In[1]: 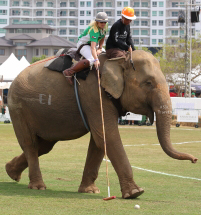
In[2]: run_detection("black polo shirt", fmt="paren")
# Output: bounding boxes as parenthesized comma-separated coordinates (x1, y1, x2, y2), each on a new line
(106, 19, 135, 51)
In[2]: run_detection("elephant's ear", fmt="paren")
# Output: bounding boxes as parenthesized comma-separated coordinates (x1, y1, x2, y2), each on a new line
(101, 57, 125, 99)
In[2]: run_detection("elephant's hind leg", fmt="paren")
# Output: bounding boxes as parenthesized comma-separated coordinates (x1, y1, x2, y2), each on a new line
(78, 134, 104, 194)
(6, 140, 56, 183)
(27, 138, 57, 190)
(6, 116, 56, 190)
(6, 139, 45, 189)
(6, 153, 28, 182)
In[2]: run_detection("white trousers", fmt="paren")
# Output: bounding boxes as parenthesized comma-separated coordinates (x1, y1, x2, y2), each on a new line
(77, 43, 94, 66)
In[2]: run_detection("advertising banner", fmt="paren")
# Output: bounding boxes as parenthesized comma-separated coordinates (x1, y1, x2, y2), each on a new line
(177, 110, 198, 122)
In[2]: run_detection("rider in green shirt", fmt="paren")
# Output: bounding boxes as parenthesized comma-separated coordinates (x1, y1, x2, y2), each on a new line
(63, 12, 108, 85)
(78, 24, 107, 46)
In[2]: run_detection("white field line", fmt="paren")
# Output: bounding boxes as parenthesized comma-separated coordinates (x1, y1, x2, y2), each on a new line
(130, 165, 201, 181)
(119, 126, 201, 180)
(124, 141, 201, 147)
(119, 126, 200, 131)
(0, 124, 12, 125)
(103, 159, 201, 181)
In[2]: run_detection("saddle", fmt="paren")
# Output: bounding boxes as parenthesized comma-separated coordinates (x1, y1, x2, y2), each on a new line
(44, 48, 91, 80)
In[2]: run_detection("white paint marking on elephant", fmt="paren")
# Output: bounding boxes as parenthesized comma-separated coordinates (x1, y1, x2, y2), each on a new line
(124, 140, 201, 147)
(158, 110, 172, 115)
(48, 95, 52, 105)
(39, 94, 46, 104)
(103, 159, 201, 181)
(39, 94, 52, 105)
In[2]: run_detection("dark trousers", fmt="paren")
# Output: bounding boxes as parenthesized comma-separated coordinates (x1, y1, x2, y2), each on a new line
(106, 48, 127, 59)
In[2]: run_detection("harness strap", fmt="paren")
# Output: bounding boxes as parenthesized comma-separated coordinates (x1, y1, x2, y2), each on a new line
(74, 74, 90, 131)
(76, 44, 90, 55)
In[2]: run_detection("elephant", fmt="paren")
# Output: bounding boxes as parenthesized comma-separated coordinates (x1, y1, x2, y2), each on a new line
(5, 50, 197, 199)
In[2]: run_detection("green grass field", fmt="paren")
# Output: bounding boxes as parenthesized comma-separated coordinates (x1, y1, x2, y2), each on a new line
(0, 123, 201, 215)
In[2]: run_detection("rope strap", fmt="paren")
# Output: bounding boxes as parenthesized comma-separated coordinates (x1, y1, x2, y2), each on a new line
(74, 74, 90, 131)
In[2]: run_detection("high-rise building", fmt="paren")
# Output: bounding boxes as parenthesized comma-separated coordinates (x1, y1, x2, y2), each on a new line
(0, 0, 200, 47)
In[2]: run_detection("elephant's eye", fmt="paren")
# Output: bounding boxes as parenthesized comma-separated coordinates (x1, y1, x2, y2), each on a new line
(141, 80, 153, 88)
(146, 81, 152, 86)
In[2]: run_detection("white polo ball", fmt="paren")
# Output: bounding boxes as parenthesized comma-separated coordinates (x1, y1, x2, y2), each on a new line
(134, 204, 140, 209)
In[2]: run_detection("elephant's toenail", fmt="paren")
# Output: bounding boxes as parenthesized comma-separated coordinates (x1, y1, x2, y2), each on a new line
(39, 187, 45, 190)
(131, 189, 138, 195)
(138, 188, 144, 192)
(124, 193, 130, 198)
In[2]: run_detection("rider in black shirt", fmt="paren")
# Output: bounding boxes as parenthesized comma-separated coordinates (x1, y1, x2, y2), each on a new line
(106, 7, 136, 59)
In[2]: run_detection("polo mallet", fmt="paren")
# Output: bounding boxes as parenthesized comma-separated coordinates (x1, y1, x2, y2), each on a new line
(130, 46, 136, 71)
(96, 68, 116, 201)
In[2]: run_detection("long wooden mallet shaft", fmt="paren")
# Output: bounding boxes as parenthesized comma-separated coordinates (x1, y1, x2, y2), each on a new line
(96, 69, 116, 201)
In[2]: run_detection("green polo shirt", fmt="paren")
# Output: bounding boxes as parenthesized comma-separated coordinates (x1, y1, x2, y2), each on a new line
(78, 24, 107, 45)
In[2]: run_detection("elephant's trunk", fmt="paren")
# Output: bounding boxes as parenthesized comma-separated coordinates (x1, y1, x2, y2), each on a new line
(153, 91, 198, 163)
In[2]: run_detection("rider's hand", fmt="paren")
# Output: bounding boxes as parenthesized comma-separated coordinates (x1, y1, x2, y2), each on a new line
(128, 46, 132, 53)
(97, 49, 102, 56)
(94, 59, 100, 70)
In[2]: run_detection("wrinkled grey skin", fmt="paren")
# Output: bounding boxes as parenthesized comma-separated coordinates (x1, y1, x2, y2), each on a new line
(6, 50, 197, 199)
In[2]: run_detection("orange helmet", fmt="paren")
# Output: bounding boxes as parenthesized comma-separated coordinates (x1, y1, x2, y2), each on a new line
(121, 7, 136, 20)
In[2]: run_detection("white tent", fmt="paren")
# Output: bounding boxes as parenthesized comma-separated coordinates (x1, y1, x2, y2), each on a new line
(0, 53, 20, 81)
(19, 56, 30, 69)
(0, 53, 30, 81)
(1, 53, 19, 68)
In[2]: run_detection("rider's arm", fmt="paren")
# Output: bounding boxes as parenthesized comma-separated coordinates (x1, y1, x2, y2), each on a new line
(89, 29, 101, 69)
(126, 26, 135, 51)
(91, 41, 98, 60)
(97, 36, 105, 55)
(91, 41, 100, 69)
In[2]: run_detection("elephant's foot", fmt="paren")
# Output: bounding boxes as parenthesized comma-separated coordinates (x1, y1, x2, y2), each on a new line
(28, 181, 46, 190)
(78, 183, 100, 194)
(5, 161, 22, 182)
(122, 185, 144, 199)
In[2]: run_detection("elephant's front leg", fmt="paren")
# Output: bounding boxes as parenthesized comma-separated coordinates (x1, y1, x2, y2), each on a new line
(78, 134, 104, 193)
(92, 126, 144, 199)
(108, 142, 144, 199)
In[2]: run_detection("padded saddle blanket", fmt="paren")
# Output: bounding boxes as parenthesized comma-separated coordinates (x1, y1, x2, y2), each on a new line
(44, 48, 75, 73)
(44, 48, 90, 80)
